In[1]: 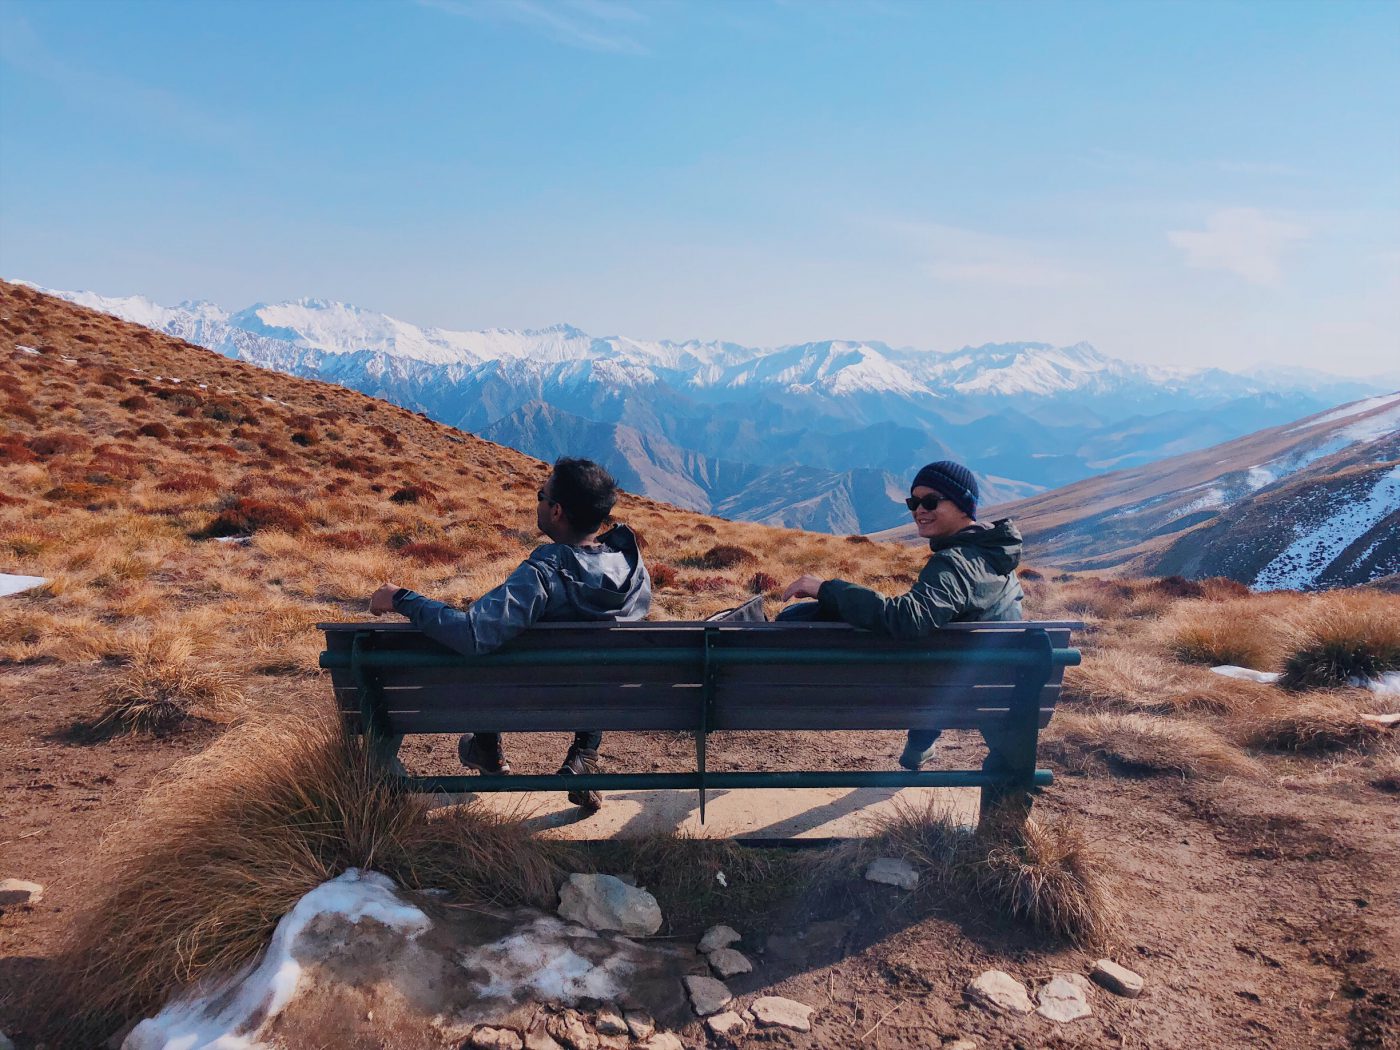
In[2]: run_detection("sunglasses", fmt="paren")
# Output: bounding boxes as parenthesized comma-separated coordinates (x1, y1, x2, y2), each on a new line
(537, 489, 556, 505)
(905, 494, 945, 513)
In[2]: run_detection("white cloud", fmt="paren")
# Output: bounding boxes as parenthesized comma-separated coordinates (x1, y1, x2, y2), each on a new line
(1167, 208, 1307, 285)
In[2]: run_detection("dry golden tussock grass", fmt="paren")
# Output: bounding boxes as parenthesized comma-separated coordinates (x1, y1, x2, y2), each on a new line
(1063, 648, 1273, 716)
(1044, 711, 1261, 780)
(1245, 690, 1399, 753)
(97, 620, 247, 734)
(827, 799, 1117, 947)
(1278, 588, 1400, 690)
(44, 708, 565, 1044)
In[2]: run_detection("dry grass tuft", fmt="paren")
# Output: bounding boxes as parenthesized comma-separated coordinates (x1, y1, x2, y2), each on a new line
(1045, 711, 1260, 780)
(196, 496, 308, 538)
(1246, 691, 1395, 753)
(1063, 649, 1274, 716)
(1279, 590, 1400, 691)
(45, 708, 566, 1043)
(97, 625, 245, 734)
(1167, 605, 1279, 668)
(837, 800, 1116, 947)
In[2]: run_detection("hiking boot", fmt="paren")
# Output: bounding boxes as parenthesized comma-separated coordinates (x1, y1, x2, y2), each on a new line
(898, 738, 938, 771)
(558, 744, 603, 812)
(457, 733, 511, 775)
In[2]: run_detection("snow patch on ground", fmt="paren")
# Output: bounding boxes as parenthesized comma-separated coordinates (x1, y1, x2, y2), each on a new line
(0, 574, 48, 598)
(463, 916, 634, 1003)
(1253, 466, 1400, 591)
(123, 869, 431, 1050)
(1363, 672, 1400, 696)
(15, 345, 39, 355)
(1294, 392, 1400, 431)
(1211, 665, 1281, 684)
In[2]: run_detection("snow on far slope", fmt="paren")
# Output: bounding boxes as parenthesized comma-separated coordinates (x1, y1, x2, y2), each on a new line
(1252, 466, 1400, 591)
(1290, 391, 1400, 432)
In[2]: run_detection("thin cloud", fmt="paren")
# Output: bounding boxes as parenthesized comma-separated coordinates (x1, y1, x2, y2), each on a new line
(1168, 208, 1307, 285)
(883, 219, 1092, 289)
(419, 0, 650, 54)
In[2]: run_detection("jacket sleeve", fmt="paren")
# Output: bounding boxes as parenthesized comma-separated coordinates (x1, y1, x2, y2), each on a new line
(815, 555, 971, 639)
(392, 559, 552, 656)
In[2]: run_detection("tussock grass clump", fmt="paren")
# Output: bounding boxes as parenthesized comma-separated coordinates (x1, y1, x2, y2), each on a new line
(1168, 608, 1276, 668)
(837, 801, 1116, 947)
(46, 710, 566, 1044)
(1064, 649, 1274, 716)
(697, 544, 757, 570)
(196, 496, 308, 538)
(1279, 590, 1400, 691)
(1045, 711, 1259, 780)
(1246, 691, 1394, 753)
(98, 625, 245, 734)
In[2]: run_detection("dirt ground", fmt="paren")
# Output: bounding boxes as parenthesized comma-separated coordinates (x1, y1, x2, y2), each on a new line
(2, 661, 1397, 1050)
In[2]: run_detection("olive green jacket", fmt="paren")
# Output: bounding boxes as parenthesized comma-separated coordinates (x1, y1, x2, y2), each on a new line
(816, 519, 1024, 638)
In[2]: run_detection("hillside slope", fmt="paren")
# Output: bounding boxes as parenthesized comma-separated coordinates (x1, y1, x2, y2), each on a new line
(874, 392, 1400, 589)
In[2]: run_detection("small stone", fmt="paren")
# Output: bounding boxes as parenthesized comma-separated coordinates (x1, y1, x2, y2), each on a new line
(557, 873, 662, 937)
(683, 974, 733, 1016)
(707, 947, 753, 978)
(596, 1038, 627, 1050)
(524, 1024, 564, 1050)
(707, 1010, 746, 1037)
(698, 924, 741, 953)
(471, 1027, 524, 1050)
(546, 1009, 598, 1050)
(1036, 973, 1092, 1022)
(1091, 958, 1144, 998)
(594, 1008, 627, 1036)
(639, 1035, 683, 1050)
(944, 1041, 976, 1050)
(750, 995, 813, 1032)
(864, 856, 919, 890)
(965, 970, 1034, 1016)
(0, 880, 43, 907)
(623, 1010, 654, 1040)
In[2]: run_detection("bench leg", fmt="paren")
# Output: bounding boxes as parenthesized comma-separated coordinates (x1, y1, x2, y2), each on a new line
(978, 730, 1035, 831)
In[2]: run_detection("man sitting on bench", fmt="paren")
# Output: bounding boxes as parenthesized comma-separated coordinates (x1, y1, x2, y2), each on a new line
(369, 457, 652, 812)
(779, 459, 1024, 771)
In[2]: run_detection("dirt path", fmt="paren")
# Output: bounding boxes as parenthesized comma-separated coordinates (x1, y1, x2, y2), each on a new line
(2, 664, 1396, 1049)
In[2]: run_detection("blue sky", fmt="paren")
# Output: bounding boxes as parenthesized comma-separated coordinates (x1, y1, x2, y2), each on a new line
(1, 0, 1397, 376)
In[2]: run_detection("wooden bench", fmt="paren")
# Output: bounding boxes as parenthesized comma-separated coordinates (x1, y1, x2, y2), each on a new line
(318, 620, 1080, 829)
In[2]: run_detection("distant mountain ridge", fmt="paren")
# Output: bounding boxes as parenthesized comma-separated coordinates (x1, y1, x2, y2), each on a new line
(20, 280, 1394, 533)
(877, 392, 1399, 590)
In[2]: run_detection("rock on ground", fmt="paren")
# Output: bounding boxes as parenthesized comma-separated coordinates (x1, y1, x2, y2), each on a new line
(965, 970, 1034, 1016)
(557, 873, 662, 936)
(698, 924, 741, 953)
(623, 1010, 654, 1039)
(0, 879, 43, 906)
(944, 1040, 976, 1050)
(682, 974, 733, 1016)
(707, 947, 753, 978)
(706, 1011, 747, 1038)
(546, 1009, 598, 1050)
(863, 856, 919, 890)
(594, 1008, 627, 1036)
(1091, 958, 1145, 998)
(471, 1026, 524, 1050)
(639, 1035, 683, 1050)
(1036, 973, 1093, 1022)
(524, 1024, 564, 1050)
(750, 996, 814, 1032)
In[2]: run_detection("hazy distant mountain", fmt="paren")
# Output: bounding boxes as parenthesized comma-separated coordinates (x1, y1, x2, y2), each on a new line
(22, 281, 1392, 534)
(878, 393, 1399, 590)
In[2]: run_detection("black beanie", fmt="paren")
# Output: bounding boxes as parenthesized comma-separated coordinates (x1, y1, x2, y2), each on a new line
(911, 460, 978, 518)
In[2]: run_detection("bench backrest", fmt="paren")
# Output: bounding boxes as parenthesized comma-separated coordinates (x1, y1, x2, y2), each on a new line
(319, 621, 1079, 737)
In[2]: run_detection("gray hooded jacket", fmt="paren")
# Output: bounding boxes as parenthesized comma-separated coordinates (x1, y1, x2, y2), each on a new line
(391, 524, 651, 656)
(815, 519, 1024, 638)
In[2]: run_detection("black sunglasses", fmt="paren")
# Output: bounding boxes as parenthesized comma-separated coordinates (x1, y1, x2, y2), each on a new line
(905, 494, 945, 513)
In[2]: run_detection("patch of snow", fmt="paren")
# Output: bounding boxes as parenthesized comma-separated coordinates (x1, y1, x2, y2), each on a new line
(15, 345, 39, 355)
(1253, 466, 1400, 591)
(1293, 392, 1400, 430)
(1210, 665, 1281, 684)
(0, 574, 48, 598)
(463, 915, 634, 1003)
(123, 869, 430, 1050)
(1364, 672, 1400, 696)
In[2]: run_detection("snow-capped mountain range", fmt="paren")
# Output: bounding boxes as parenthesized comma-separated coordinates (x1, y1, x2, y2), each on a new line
(19, 280, 1396, 534)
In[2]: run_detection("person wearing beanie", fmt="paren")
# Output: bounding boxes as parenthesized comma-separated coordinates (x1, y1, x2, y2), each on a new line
(779, 459, 1024, 771)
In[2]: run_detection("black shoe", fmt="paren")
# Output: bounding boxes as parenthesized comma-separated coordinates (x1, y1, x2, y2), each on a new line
(458, 733, 511, 775)
(559, 745, 603, 812)
(899, 739, 937, 771)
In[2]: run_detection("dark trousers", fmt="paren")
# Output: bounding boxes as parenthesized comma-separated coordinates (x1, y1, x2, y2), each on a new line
(776, 601, 940, 754)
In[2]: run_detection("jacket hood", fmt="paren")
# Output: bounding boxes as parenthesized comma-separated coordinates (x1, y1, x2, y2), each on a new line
(538, 523, 651, 619)
(929, 518, 1022, 574)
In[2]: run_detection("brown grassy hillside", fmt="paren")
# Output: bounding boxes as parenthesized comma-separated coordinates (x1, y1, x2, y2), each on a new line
(3, 281, 1400, 1050)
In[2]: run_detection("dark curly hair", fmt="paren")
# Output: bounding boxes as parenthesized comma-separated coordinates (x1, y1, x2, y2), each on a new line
(548, 457, 618, 534)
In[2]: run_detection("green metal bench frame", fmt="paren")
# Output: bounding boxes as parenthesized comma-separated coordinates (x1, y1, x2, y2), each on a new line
(318, 620, 1080, 828)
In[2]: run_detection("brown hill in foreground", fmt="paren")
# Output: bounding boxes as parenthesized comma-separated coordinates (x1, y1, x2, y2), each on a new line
(874, 393, 1399, 589)
(2, 280, 1399, 1050)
